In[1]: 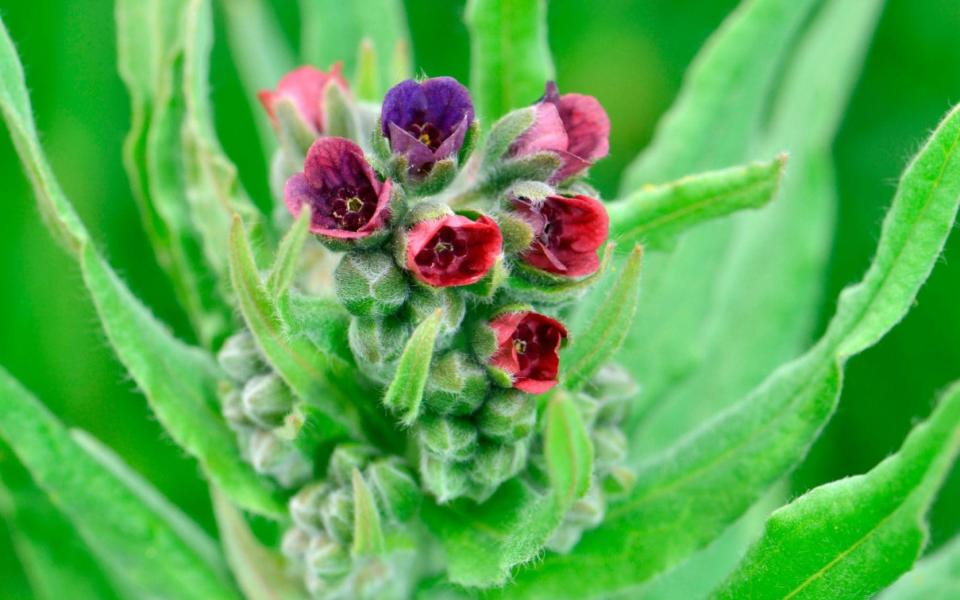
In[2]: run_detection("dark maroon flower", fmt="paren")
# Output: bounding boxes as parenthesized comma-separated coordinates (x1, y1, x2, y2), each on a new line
(258, 64, 348, 133)
(488, 311, 568, 394)
(381, 77, 475, 174)
(406, 215, 502, 287)
(284, 137, 392, 240)
(509, 81, 610, 183)
(512, 195, 608, 277)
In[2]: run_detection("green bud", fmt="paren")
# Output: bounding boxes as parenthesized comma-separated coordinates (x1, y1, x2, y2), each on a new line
(328, 444, 379, 487)
(588, 363, 638, 424)
(572, 391, 603, 429)
(482, 152, 563, 195)
(241, 373, 294, 428)
(321, 487, 355, 545)
(403, 287, 465, 341)
(217, 330, 265, 382)
(544, 524, 583, 555)
(220, 388, 250, 429)
(476, 390, 537, 443)
(469, 440, 529, 495)
(408, 158, 457, 196)
(496, 210, 535, 255)
(603, 466, 637, 498)
(418, 414, 478, 462)
(281, 526, 311, 563)
(593, 425, 628, 474)
(423, 351, 489, 416)
(290, 482, 332, 531)
(546, 482, 606, 554)
(335, 251, 409, 317)
(419, 453, 469, 504)
(249, 430, 312, 488)
(480, 107, 536, 169)
(304, 533, 351, 580)
(366, 457, 421, 523)
(348, 316, 411, 384)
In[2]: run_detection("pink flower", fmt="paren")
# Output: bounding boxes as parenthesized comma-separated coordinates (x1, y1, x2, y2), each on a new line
(284, 137, 391, 241)
(509, 81, 610, 183)
(513, 194, 609, 277)
(406, 215, 502, 287)
(488, 311, 568, 394)
(258, 64, 348, 133)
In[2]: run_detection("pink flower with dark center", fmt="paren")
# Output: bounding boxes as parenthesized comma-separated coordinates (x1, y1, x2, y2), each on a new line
(258, 64, 348, 133)
(512, 194, 609, 277)
(488, 311, 568, 394)
(284, 137, 392, 240)
(406, 215, 502, 287)
(509, 81, 610, 183)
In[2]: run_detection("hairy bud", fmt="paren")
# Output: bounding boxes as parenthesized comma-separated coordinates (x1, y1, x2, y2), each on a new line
(321, 488, 355, 545)
(335, 251, 409, 317)
(217, 330, 265, 382)
(418, 414, 479, 462)
(476, 390, 537, 443)
(423, 351, 489, 416)
(249, 430, 312, 488)
(366, 458, 421, 523)
(348, 317, 411, 383)
(241, 373, 294, 428)
(328, 444, 379, 487)
(290, 482, 332, 532)
(469, 440, 529, 498)
(419, 453, 469, 504)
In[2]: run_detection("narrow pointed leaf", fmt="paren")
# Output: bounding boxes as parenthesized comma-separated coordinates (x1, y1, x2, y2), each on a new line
(609, 157, 785, 251)
(266, 208, 312, 299)
(466, 0, 554, 125)
(0, 369, 240, 600)
(562, 245, 643, 390)
(544, 391, 593, 504)
(352, 469, 386, 557)
(382, 310, 442, 426)
(880, 534, 960, 600)
(499, 103, 960, 599)
(715, 381, 960, 599)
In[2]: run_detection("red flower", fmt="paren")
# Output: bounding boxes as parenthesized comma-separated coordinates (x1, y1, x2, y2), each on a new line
(406, 215, 502, 287)
(509, 81, 610, 183)
(284, 137, 392, 240)
(488, 312, 568, 394)
(258, 64, 348, 133)
(512, 195, 609, 277)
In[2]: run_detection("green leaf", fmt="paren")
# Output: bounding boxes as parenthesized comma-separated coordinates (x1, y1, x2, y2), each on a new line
(608, 156, 785, 251)
(228, 215, 363, 442)
(714, 381, 960, 599)
(466, 0, 554, 126)
(266, 208, 312, 299)
(0, 369, 241, 600)
(880, 534, 960, 600)
(300, 0, 411, 96)
(629, 0, 886, 460)
(561, 245, 643, 390)
(382, 310, 442, 426)
(498, 102, 960, 599)
(211, 488, 308, 600)
(352, 469, 387, 557)
(116, 0, 232, 347)
(0, 442, 122, 600)
(423, 391, 591, 588)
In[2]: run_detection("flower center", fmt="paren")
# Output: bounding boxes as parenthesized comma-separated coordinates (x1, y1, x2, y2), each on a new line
(410, 121, 443, 150)
(415, 226, 468, 272)
(326, 185, 377, 231)
(513, 339, 527, 355)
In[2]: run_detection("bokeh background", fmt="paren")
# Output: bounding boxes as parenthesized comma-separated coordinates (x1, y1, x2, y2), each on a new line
(1, 0, 958, 591)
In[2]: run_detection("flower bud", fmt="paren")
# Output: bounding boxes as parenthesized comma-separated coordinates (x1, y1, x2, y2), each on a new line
(348, 317, 411, 384)
(419, 452, 469, 504)
(321, 487, 355, 545)
(281, 526, 312, 563)
(423, 351, 489, 416)
(335, 251, 409, 317)
(546, 482, 606, 554)
(510, 194, 608, 279)
(603, 466, 637, 497)
(217, 330, 265, 382)
(241, 373, 294, 428)
(290, 481, 332, 531)
(258, 64, 349, 137)
(249, 430, 312, 488)
(418, 414, 478, 462)
(486, 310, 568, 394)
(380, 77, 475, 176)
(593, 425, 628, 475)
(496, 210, 536, 255)
(366, 457, 421, 523)
(476, 390, 537, 443)
(403, 214, 503, 288)
(285, 137, 393, 248)
(304, 533, 351, 580)
(328, 444, 379, 487)
(589, 363, 638, 424)
(572, 391, 603, 429)
(469, 440, 529, 497)
(220, 388, 250, 429)
(403, 287, 466, 341)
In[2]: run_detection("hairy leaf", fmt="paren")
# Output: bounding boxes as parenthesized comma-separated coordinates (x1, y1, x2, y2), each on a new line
(499, 102, 960, 598)
(383, 310, 443, 426)
(466, 0, 554, 126)
(0, 370, 240, 600)
(715, 382, 960, 599)
(266, 208, 312, 299)
(609, 157, 785, 251)
(423, 391, 591, 587)
(562, 245, 643, 390)
(352, 469, 387, 557)
(880, 534, 960, 600)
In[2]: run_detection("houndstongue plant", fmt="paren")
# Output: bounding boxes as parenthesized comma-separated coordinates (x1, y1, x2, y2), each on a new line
(1, 0, 959, 599)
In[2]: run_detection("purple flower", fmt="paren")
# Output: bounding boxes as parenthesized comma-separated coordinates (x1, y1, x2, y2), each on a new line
(509, 81, 610, 183)
(284, 137, 392, 241)
(380, 77, 475, 174)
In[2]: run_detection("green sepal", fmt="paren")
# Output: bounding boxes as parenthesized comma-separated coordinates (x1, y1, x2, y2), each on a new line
(241, 372, 294, 429)
(495, 210, 536, 255)
(351, 469, 386, 557)
(328, 444, 379, 487)
(217, 330, 266, 383)
(506, 242, 615, 305)
(366, 457, 421, 523)
(480, 106, 537, 169)
(408, 158, 458, 197)
(274, 97, 316, 159)
(403, 286, 466, 342)
(347, 316, 411, 384)
(458, 119, 481, 165)
(461, 257, 508, 298)
(592, 425, 628, 475)
(321, 488, 355, 545)
(419, 453, 470, 504)
(468, 440, 530, 501)
(304, 534, 351, 581)
(248, 430, 311, 488)
(290, 482, 332, 531)
(482, 152, 563, 194)
(418, 414, 479, 462)
(423, 351, 490, 416)
(335, 250, 409, 317)
(477, 390, 537, 443)
(322, 81, 358, 140)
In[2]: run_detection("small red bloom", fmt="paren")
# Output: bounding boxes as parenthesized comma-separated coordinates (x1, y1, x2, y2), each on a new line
(406, 215, 502, 287)
(258, 64, 348, 133)
(513, 195, 609, 277)
(284, 137, 392, 240)
(509, 81, 610, 183)
(488, 312, 568, 394)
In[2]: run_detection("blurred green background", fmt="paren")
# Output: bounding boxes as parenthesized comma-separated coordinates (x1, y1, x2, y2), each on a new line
(1, 0, 958, 589)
